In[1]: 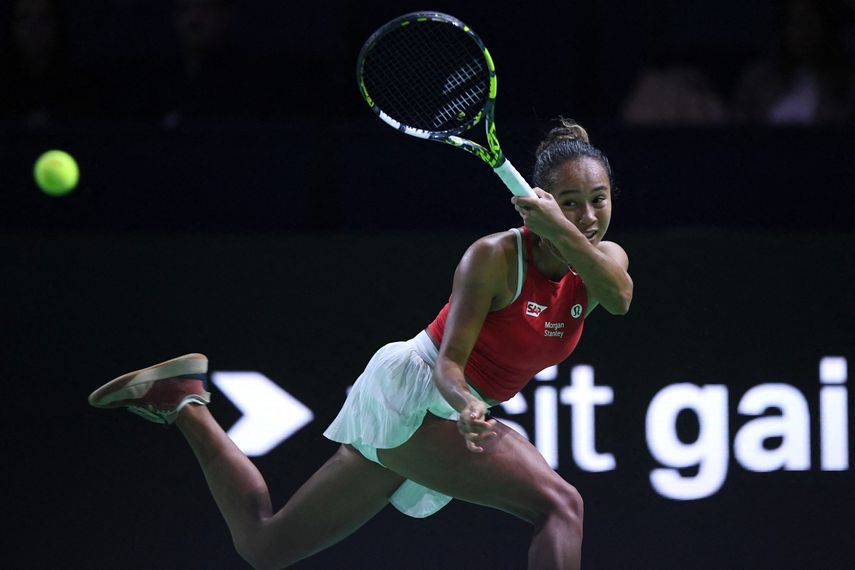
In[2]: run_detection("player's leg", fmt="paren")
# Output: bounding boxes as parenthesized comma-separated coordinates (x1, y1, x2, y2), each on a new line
(378, 413, 583, 570)
(89, 354, 405, 570)
(178, 405, 404, 569)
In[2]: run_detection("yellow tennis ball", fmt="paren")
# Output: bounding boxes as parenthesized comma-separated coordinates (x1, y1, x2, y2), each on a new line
(34, 149, 79, 197)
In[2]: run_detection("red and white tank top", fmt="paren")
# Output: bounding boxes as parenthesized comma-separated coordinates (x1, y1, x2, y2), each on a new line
(427, 226, 588, 402)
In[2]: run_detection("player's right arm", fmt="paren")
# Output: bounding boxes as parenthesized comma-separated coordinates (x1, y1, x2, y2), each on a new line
(433, 234, 513, 452)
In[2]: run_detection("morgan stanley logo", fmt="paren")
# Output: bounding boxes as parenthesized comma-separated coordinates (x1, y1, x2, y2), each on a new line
(526, 301, 547, 317)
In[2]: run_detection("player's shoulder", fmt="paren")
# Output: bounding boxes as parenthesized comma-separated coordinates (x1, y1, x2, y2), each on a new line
(597, 240, 630, 268)
(597, 240, 625, 253)
(459, 229, 519, 272)
(469, 229, 519, 258)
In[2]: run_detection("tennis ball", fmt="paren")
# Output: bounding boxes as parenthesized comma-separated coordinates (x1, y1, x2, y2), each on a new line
(34, 149, 79, 197)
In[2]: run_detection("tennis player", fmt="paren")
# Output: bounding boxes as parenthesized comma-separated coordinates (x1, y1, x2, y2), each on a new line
(89, 118, 632, 570)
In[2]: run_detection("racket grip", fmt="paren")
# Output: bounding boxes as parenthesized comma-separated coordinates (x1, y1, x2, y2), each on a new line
(494, 160, 536, 197)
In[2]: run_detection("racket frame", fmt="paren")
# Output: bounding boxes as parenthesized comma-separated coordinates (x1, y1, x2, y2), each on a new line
(357, 12, 535, 197)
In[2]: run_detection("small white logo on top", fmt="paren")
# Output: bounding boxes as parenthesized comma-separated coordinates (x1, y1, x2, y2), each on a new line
(570, 304, 583, 318)
(526, 301, 547, 317)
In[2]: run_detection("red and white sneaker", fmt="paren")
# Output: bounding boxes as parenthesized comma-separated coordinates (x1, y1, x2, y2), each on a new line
(88, 353, 211, 425)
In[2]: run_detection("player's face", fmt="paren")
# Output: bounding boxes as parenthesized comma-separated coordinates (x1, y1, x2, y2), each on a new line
(547, 157, 612, 245)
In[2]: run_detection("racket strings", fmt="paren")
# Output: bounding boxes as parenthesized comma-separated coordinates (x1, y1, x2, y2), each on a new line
(434, 82, 486, 127)
(361, 19, 490, 133)
(442, 60, 484, 93)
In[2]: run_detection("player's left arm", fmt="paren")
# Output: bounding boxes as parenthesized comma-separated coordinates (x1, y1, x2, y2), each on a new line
(548, 233, 632, 316)
(578, 240, 631, 316)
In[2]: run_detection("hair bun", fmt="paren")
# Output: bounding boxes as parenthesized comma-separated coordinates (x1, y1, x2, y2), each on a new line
(536, 117, 590, 157)
(551, 117, 590, 144)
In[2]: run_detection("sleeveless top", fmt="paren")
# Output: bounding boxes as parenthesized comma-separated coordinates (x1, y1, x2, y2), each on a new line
(426, 226, 588, 401)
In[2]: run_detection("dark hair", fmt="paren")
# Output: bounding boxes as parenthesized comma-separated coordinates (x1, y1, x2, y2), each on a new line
(532, 117, 618, 195)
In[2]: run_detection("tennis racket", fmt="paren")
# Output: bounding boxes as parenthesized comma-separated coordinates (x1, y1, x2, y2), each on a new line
(356, 11, 535, 197)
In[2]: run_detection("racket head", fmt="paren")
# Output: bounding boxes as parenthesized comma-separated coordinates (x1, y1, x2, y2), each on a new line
(356, 12, 497, 141)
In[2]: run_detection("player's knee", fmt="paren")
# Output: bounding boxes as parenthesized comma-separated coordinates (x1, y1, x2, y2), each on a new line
(540, 481, 584, 536)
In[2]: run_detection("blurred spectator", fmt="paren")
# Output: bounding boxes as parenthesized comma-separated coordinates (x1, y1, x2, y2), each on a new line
(112, 0, 266, 126)
(731, 0, 855, 125)
(162, 0, 254, 125)
(620, 63, 728, 126)
(0, 0, 96, 127)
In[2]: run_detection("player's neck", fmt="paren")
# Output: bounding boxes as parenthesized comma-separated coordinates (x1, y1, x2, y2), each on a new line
(533, 238, 570, 282)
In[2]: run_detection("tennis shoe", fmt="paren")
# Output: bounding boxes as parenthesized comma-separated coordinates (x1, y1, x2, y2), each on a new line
(88, 353, 211, 425)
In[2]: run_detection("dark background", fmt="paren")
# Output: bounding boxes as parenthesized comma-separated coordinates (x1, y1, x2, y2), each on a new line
(2, 0, 855, 569)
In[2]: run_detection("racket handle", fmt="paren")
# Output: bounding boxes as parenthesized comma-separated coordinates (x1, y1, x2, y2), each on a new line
(494, 159, 536, 197)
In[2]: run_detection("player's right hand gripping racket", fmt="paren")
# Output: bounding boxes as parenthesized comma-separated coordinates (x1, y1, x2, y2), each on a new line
(356, 11, 536, 197)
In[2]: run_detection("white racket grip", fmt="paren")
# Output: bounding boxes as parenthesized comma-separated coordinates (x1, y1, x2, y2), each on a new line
(494, 160, 536, 197)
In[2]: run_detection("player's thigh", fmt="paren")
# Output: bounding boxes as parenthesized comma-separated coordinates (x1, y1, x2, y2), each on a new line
(251, 444, 405, 567)
(273, 444, 404, 534)
(378, 413, 580, 524)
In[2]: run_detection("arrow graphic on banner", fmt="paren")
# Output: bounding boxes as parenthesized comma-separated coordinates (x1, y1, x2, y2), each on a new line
(211, 371, 314, 457)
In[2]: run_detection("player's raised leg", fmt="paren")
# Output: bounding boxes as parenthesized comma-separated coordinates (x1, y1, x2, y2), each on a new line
(178, 406, 404, 569)
(89, 354, 405, 570)
(379, 413, 583, 570)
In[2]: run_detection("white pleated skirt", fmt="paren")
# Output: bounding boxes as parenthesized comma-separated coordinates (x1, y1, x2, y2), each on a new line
(323, 330, 477, 518)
